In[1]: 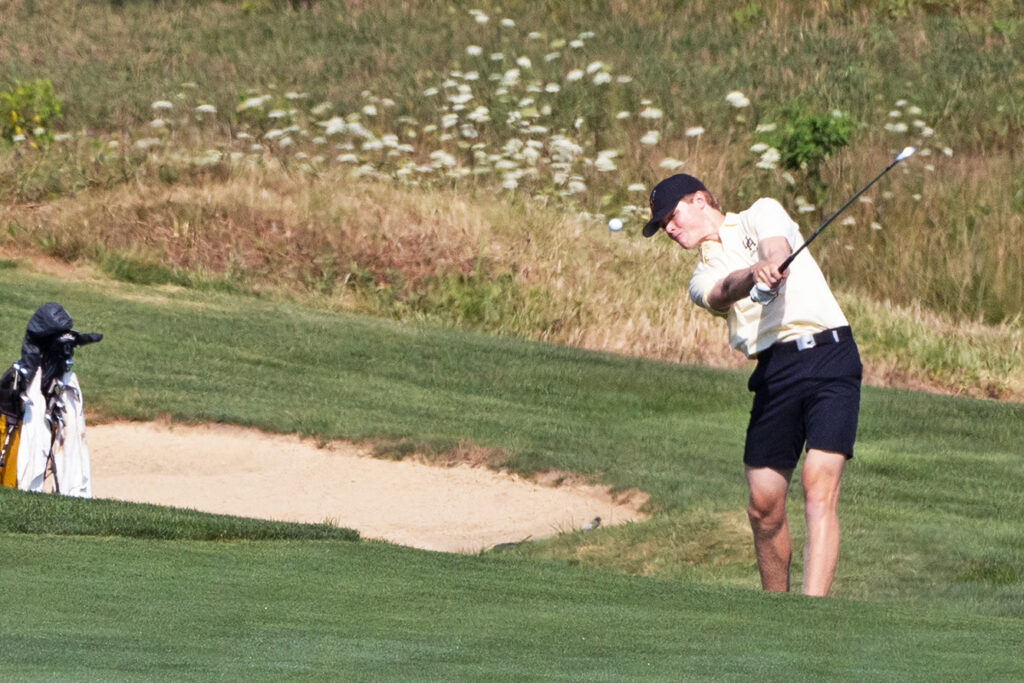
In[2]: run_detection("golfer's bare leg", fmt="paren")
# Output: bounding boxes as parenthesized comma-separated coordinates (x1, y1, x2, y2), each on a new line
(745, 466, 794, 592)
(801, 449, 846, 597)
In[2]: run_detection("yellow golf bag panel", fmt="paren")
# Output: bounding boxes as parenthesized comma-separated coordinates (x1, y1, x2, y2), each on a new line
(0, 414, 20, 488)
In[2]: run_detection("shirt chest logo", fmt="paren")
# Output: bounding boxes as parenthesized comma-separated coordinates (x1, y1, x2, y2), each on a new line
(742, 236, 756, 254)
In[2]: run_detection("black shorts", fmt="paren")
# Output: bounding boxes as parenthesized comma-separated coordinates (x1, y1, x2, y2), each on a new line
(744, 327, 862, 470)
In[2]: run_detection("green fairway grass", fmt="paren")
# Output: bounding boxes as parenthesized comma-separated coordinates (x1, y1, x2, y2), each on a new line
(2, 266, 1021, 624)
(1, 535, 1021, 681)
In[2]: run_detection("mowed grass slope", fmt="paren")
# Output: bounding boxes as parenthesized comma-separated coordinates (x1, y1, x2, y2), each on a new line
(2, 267, 1021, 620)
(2, 535, 1021, 680)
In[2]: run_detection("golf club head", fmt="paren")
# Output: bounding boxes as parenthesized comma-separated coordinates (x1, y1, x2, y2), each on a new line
(895, 146, 916, 162)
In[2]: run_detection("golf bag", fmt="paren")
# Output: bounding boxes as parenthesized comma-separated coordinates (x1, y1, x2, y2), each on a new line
(0, 303, 102, 497)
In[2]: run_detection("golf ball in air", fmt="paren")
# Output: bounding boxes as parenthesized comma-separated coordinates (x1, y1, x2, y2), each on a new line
(608, 218, 623, 231)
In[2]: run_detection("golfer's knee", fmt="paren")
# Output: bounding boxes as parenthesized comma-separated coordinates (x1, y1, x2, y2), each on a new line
(747, 500, 785, 535)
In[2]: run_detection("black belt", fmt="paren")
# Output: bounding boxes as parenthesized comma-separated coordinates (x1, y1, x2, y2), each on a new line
(768, 326, 852, 354)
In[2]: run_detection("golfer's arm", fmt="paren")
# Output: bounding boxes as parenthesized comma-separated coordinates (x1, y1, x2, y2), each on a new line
(705, 237, 792, 310)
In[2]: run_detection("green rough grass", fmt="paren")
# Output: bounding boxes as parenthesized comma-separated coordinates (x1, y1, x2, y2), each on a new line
(0, 488, 359, 541)
(1, 535, 1021, 681)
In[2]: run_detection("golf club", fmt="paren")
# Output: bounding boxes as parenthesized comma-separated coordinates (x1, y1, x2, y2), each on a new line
(750, 146, 916, 305)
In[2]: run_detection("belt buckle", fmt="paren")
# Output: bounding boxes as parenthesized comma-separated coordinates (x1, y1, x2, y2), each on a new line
(796, 333, 817, 351)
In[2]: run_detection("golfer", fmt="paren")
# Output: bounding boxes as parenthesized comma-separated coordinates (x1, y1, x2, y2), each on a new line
(642, 173, 861, 597)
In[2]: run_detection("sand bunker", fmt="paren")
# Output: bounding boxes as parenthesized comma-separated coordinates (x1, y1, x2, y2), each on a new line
(87, 421, 648, 553)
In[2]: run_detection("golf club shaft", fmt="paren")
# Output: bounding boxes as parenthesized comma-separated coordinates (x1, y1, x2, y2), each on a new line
(777, 151, 911, 274)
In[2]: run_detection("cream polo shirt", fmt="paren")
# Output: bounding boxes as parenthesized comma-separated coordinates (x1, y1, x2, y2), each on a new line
(689, 197, 848, 358)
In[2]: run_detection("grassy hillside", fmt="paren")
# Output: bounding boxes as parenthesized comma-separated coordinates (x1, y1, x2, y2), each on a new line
(1, 0, 1023, 399)
(0, 266, 1021, 677)
(2, 266, 1021, 616)
(1, 3, 1022, 674)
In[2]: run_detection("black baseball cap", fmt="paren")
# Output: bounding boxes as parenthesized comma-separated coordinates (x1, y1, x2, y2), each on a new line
(642, 174, 707, 237)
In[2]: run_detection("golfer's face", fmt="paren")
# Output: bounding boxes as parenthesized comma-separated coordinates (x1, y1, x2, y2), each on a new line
(662, 198, 706, 249)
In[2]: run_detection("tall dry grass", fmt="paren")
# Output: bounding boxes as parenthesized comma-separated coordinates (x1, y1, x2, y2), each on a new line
(6, 164, 1023, 399)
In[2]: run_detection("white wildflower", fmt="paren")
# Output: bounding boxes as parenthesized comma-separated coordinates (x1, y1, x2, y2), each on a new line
(545, 83, 561, 94)
(659, 157, 685, 171)
(594, 149, 619, 172)
(639, 106, 663, 120)
(871, 222, 883, 230)
(616, 111, 630, 120)
(760, 147, 781, 164)
(569, 39, 584, 49)
(593, 72, 612, 86)
(501, 18, 515, 28)
(516, 56, 532, 69)
(362, 104, 378, 117)
(840, 216, 856, 226)
(628, 183, 647, 192)
(441, 113, 459, 129)
(545, 52, 561, 62)
(429, 150, 458, 167)
(725, 91, 750, 108)
(685, 126, 705, 137)
(467, 106, 491, 123)
(194, 104, 217, 115)
(237, 95, 270, 111)
(755, 122, 777, 133)
(616, 75, 633, 84)
(586, 61, 604, 74)
(151, 100, 173, 111)
(566, 69, 584, 82)
(466, 45, 483, 57)
(267, 109, 287, 119)
(640, 130, 660, 146)
(750, 142, 769, 153)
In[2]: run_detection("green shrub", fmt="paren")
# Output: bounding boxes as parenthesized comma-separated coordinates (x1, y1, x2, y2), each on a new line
(0, 78, 62, 147)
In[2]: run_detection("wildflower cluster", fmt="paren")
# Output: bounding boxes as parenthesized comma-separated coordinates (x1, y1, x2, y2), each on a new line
(29, 11, 952, 231)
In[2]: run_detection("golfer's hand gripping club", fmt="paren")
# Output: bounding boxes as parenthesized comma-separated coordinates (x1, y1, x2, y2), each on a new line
(750, 281, 778, 305)
(748, 146, 916, 306)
